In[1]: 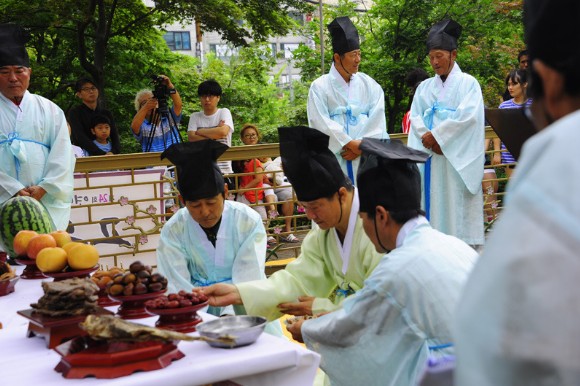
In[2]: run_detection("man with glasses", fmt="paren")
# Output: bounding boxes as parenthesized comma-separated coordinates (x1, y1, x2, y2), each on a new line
(0, 24, 74, 230)
(68, 77, 121, 155)
(407, 19, 485, 249)
(307, 16, 388, 184)
(188, 79, 234, 192)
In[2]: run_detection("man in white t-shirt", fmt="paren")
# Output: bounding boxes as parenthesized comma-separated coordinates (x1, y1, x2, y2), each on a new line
(188, 79, 234, 189)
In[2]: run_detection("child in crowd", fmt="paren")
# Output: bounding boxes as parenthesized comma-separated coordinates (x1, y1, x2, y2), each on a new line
(188, 79, 235, 194)
(90, 114, 116, 155)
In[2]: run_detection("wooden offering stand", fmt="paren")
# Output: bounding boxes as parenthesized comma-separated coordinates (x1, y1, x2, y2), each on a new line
(146, 301, 208, 333)
(14, 257, 47, 280)
(43, 265, 98, 282)
(54, 336, 184, 379)
(17, 308, 113, 349)
(109, 290, 167, 320)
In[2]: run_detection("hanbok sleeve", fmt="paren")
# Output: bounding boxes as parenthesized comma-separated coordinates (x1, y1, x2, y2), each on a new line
(307, 81, 352, 154)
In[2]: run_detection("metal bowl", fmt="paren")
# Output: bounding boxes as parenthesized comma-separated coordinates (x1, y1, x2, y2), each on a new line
(196, 315, 267, 348)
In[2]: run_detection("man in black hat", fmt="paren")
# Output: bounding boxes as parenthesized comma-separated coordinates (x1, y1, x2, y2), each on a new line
(156, 140, 281, 335)
(0, 24, 74, 231)
(406, 18, 485, 248)
(285, 138, 477, 386)
(307, 16, 388, 184)
(455, 1, 580, 383)
(200, 127, 382, 326)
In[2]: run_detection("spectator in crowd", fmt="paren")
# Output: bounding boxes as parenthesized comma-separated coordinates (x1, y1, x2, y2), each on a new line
(401, 68, 429, 134)
(496, 68, 532, 178)
(131, 75, 182, 152)
(501, 49, 529, 101)
(407, 18, 485, 248)
(455, 0, 580, 383)
(201, 126, 382, 333)
(0, 24, 74, 230)
(188, 79, 234, 191)
(286, 138, 477, 386)
(156, 140, 281, 335)
(68, 77, 121, 155)
(67, 122, 87, 158)
(238, 123, 299, 243)
(307, 16, 388, 183)
(89, 114, 117, 155)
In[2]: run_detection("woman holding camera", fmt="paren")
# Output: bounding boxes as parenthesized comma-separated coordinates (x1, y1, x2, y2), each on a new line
(131, 75, 182, 152)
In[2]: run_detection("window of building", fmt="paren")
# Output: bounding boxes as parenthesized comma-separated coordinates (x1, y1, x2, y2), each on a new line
(288, 12, 304, 26)
(164, 31, 191, 51)
(210, 44, 239, 59)
(280, 43, 300, 59)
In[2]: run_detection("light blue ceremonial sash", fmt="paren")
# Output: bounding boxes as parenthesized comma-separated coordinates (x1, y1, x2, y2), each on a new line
(424, 103, 456, 220)
(330, 105, 369, 184)
(0, 131, 50, 179)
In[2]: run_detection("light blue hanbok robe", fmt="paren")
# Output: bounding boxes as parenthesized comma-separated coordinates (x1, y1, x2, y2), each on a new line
(301, 217, 477, 386)
(407, 63, 485, 246)
(157, 200, 282, 335)
(0, 91, 74, 230)
(307, 63, 389, 183)
(455, 110, 580, 385)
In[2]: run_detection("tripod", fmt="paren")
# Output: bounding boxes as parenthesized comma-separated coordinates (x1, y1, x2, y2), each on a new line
(144, 101, 182, 153)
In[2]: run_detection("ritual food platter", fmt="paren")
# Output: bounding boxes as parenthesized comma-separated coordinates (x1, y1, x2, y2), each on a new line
(145, 300, 209, 333)
(109, 290, 167, 319)
(14, 257, 47, 279)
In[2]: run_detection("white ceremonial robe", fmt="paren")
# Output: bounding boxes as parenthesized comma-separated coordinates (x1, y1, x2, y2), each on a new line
(407, 63, 485, 245)
(157, 200, 269, 316)
(237, 189, 383, 321)
(0, 91, 74, 230)
(455, 110, 580, 385)
(307, 63, 389, 182)
(301, 218, 477, 386)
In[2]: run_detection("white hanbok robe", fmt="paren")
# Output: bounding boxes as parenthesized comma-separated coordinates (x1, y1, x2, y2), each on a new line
(301, 218, 477, 386)
(157, 200, 268, 317)
(407, 63, 485, 245)
(455, 110, 580, 385)
(237, 190, 383, 320)
(307, 63, 389, 182)
(0, 91, 74, 230)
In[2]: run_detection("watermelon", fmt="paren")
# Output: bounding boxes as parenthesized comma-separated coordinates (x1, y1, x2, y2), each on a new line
(0, 196, 55, 257)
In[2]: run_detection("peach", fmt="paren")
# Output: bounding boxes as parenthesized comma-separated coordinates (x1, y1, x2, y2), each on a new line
(12, 230, 39, 257)
(50, 230, 73, 248)
(67, 243, 99, 270)
(62, 241, 84, 254)
(26, 234, 57, 259)
(36, 247, 68, 273)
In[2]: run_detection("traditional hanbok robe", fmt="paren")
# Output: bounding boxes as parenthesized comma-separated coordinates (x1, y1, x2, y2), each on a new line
(301, 217, 477, 386)
(407, 63, 484, 246)
(237, 190, 383, 320)
(0, 91, 74, 230)
(455, 110, 580, 385)
(307, 64, 389, 183)
(157, 200, 268, 317)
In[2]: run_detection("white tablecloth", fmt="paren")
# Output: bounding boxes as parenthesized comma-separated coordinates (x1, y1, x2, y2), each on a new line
(0, 266, 320, 386)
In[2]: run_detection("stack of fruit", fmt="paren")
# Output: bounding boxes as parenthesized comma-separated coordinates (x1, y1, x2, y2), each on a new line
(105, 261, 168, 296)
(13, 230, 99, 273)
(145, 290, 208, 310)
(91, 266, 125, 291)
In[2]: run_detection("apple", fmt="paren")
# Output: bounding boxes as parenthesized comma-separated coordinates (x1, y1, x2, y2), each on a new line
(13, 230, 39, 257)
(50, 230, 73, 248)
(62, 241, 84, 254)
(36, 247, 68, 273)
(67, 243, 99, 270)
(26, 234, 57, 259)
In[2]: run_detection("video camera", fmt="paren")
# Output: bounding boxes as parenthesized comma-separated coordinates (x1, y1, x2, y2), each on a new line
(151, 75, 172, 114)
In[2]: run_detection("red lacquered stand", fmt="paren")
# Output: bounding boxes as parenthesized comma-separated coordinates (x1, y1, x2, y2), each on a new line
(146, 301, 208, 333)
(53, 337, 184, 379)
(17, 307, 114, 349)
(109, 290, 166, 320)
(14, 258, 47, 279)
(43, 265, 98, 282)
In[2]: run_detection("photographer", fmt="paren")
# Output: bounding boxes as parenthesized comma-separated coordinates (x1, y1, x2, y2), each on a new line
(131, 75, 182, 152)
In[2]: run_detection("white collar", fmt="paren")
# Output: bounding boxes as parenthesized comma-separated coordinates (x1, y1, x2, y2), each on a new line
(330, 63, 352, 89)
(395, 215, 428, 248)
(333, 188, 360, 274)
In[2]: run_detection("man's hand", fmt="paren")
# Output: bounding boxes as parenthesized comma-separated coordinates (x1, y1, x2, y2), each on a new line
(24, 186, 46, 201)
(201, 283, 243, 306)
(421, 132, 443, 154)
(285, 316, 305, 343)
(341, 140, 362, 160)
(277, 296, 314, 316)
